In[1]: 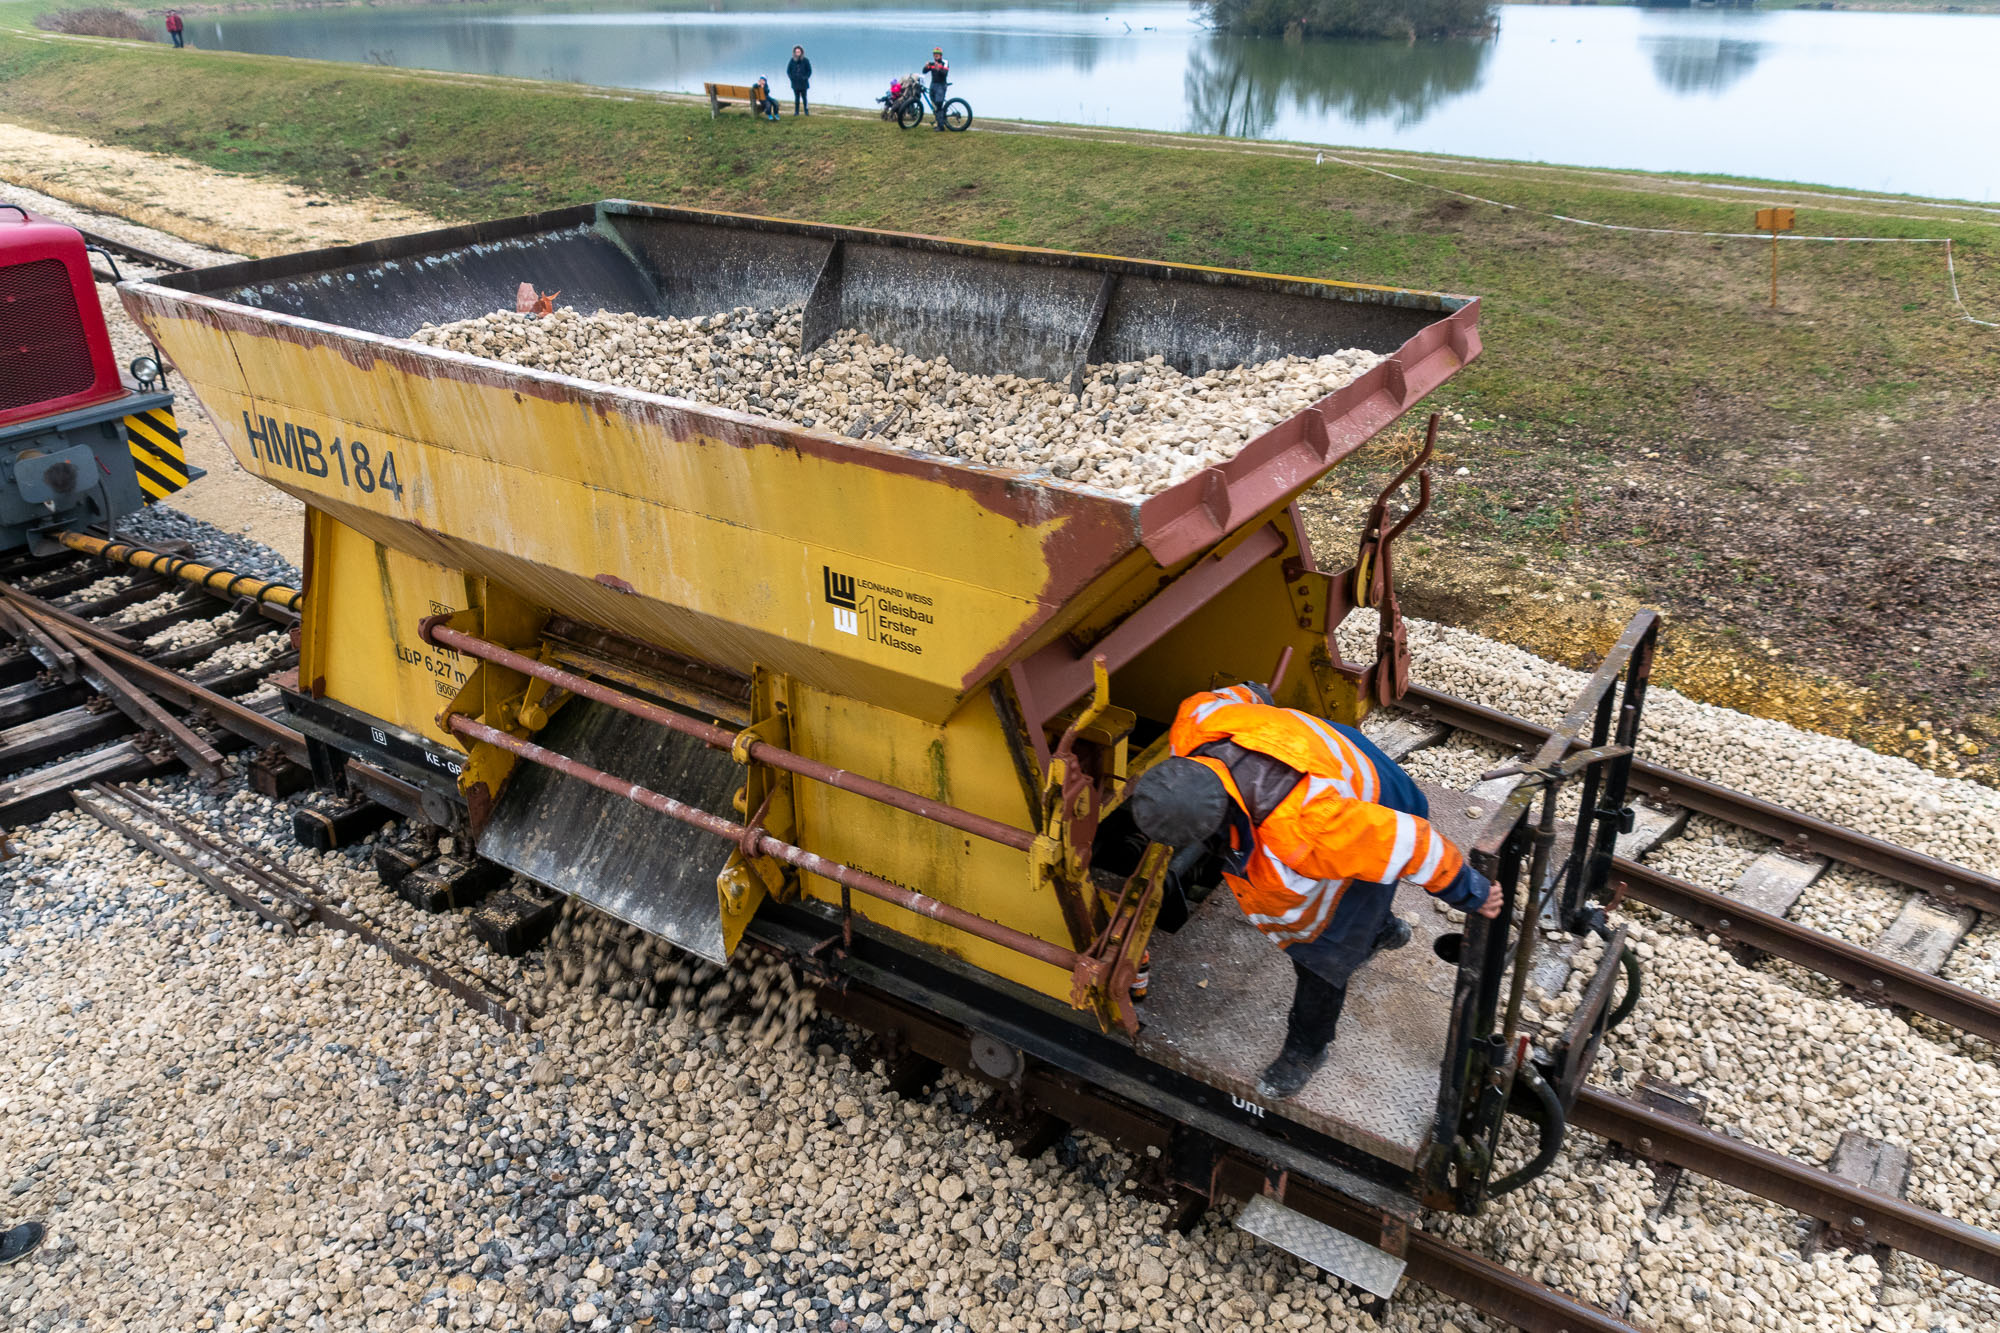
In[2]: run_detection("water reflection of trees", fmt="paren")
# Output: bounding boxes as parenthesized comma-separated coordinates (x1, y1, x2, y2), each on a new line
(439, 14, 519, 69)
(1183, 35, 1490, 138)
(1644, 35, 1765, 96)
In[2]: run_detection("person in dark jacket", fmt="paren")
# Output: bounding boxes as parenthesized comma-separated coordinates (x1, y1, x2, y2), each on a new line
(164, 9, 184, 46)
(752, 77, 780, 121)
(787, 46, 812, 116)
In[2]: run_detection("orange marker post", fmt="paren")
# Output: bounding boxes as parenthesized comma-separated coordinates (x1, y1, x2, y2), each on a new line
(1756, 207, 1796, 309)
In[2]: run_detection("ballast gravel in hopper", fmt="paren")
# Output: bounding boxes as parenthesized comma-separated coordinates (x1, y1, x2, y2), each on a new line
(410, 305, 1382, 499)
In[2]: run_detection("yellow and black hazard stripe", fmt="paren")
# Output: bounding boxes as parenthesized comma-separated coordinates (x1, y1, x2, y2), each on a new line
(123, 406, 191, 503)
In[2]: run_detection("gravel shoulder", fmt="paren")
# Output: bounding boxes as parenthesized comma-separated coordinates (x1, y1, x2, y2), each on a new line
(0, 121, 437, 258)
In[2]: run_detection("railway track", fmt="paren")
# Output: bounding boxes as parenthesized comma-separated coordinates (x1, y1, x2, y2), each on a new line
(34, 752, 2000, 1333)
(0, 540, 304, 827)
(71, 222, 196, 279)
(55, 778, 1999, 1333)
(1374, 684, 2000, 1044)
(8, 534, 2000, 1331)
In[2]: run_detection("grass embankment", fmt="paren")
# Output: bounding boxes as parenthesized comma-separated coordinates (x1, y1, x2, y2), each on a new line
(2, 16, 1997, 773)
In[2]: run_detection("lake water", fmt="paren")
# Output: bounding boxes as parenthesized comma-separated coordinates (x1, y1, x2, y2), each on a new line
(194, 2, 2000, 200)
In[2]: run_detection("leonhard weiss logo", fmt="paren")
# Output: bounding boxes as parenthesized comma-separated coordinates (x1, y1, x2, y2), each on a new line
(823, 567, 861, 636)
(820, 565, 933, 657)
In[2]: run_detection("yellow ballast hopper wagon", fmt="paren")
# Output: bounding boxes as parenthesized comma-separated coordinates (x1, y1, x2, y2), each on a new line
(124, 204, 1649, 1245)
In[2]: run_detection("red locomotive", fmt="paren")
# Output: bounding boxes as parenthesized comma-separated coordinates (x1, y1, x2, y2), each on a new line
(1, 204, 194, 553)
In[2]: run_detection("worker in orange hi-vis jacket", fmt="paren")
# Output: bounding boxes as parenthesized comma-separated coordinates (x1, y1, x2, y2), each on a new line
(1127, 683, 1502, 1100)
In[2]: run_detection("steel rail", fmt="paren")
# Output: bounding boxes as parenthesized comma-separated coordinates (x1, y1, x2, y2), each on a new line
(1609, 858, 2000, 1044)
(0, 579, 141, 651)
(447, 714, 1079, 972)
(36, 610, 226, 781)
(71, 224, 194, 276)
(1400, 1230, 1643, 1333)
(424, 620, 1038, 853)
(91, 782, 529, 1033)
(1406, 683, 2000, 915)
(1204, 1159, 1645, 1333)
(1, 590, 308, 764)
(73, 789, 298, 931)
(1573, 1085, 2000, 1286)
(0, 582, 230, 779)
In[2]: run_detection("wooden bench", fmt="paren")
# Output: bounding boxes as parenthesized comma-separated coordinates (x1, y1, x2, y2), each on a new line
(705, 82, 762, 118)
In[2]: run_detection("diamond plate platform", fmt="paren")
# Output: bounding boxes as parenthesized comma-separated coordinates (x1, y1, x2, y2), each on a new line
(1133, 780, 1508, 1169)
(1237, 1194, 1407, 1298)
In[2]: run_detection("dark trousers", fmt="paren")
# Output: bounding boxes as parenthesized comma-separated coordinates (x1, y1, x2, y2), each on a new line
(1275, 722, 1432, 1053)
(792, 86, 807, 114)
(169, 29, 183, 46)
(930, 85, 949, 128)
(1282, 720, 1429, 989)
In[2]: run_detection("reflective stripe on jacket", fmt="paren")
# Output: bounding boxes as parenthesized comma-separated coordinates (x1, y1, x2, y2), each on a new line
(1167, 685, 1467, 948)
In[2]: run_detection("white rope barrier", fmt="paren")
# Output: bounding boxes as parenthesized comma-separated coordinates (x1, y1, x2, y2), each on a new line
(1316, 151, 1997, 329)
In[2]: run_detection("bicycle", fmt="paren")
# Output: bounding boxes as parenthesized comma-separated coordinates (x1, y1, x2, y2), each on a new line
(896, 83, 972, 132)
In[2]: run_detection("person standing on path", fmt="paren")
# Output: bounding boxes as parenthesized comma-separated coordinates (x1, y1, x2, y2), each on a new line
(923, 47, 951, 131)
(786, 46, 812, 116)
(164, 9, 184, 47)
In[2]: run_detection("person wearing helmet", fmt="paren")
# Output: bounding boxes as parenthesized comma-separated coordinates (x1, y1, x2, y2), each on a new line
(923, 47, 951, 130)
(1126, 682, 1500, 1100)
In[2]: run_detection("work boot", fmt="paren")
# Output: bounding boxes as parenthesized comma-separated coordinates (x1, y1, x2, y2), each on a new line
(1256, 1038, 1328, 1100)
(1371, 915, 1413, 953)
(0, 1222, 45, 1266)
(1256, 966, 1347, 1100)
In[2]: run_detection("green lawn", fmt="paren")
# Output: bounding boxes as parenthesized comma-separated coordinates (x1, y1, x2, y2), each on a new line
(1, 15, 1991, 448)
